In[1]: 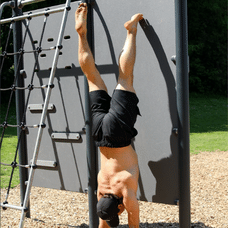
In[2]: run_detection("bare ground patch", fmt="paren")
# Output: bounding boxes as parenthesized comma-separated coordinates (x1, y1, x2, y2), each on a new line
(1, 151, 228, 227)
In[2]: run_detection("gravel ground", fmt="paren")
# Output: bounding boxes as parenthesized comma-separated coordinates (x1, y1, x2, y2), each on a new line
(1, 151, 228, 228)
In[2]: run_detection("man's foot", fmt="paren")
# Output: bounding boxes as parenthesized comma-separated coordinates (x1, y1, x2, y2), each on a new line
(124, 14, 144, 34)
(75, 3, 87, 35)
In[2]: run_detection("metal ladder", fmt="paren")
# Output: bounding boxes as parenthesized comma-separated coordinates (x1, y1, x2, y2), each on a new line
(0, 0, 72, 227)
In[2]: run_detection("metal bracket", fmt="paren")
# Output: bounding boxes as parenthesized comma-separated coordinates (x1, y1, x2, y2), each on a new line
(171, 55, 176, 65)
(174, 199, 179, 206)
(20, 69, 27, 78)
(171, 55, 190, 72)
(172, 128, 178, 135)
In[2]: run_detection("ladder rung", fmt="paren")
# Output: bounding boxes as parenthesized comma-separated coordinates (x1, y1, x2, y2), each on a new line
(0, 203, 27, 211)
(28, 103, 55, 111)
(51, 132, 81, 141)
(30, 160, 57, 168)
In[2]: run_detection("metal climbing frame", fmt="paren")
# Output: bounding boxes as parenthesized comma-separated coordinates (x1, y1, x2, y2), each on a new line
(0, 0, 72, 227)
(0, 0, 190, 227)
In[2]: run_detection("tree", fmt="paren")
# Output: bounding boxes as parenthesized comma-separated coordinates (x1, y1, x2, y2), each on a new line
(1, 0, 227, 97)
(188, 0, 227, 95)
(0, 0, 14, 103)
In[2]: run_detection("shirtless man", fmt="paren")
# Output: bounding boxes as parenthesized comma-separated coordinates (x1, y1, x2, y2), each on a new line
(75, 3, 143, 228)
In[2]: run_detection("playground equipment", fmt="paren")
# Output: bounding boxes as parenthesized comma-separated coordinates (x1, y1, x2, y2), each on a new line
(0, 0, 190, 227)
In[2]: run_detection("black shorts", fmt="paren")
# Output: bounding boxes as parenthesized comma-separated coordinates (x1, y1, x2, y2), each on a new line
(89, 89, 140, 148)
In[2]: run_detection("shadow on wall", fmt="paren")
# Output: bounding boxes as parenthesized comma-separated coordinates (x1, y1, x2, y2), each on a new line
(136, 18, 179, 204)
(148, 153, 178, 204)
(92, 5, 180, 204)
(94, 3, 119, 81)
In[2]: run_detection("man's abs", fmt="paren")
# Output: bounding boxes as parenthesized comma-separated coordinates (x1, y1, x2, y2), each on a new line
(98, 145, 139, 197)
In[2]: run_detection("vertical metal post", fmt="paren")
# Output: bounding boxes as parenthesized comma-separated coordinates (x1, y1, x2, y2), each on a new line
(175, 0, 191, 227)
(12, 0, 30, 218)
(83, 0, 99, 227)
(84, 81, 98, 228)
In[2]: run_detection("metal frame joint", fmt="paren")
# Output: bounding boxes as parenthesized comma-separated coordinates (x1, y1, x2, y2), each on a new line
(2, 201, 8, 210)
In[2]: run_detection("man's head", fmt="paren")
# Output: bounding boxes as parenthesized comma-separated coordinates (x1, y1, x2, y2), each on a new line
(97, 194, 123, 227)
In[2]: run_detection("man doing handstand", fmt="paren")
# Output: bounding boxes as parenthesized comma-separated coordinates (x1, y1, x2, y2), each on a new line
(75, 3, 143, 228)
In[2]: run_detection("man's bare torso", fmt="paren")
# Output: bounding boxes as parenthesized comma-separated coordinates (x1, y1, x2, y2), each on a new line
(97, 145, 139, 200)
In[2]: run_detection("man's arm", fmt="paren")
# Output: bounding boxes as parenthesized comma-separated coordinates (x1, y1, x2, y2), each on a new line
(98, 218, 109, 228)
(123, 188, 139, 228)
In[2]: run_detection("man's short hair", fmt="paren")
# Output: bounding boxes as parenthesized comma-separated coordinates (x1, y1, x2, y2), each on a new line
(97, 194, 123, 227)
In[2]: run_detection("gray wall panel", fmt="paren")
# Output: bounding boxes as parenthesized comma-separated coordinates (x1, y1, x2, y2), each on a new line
(24, 2, 88, 193)
(23, 0, 179, 205)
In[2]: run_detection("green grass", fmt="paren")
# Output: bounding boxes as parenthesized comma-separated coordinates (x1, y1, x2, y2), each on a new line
(190, 132, 227, 153)
(0, 94, 227, 189)
(189, 93, 228, 154)
(1, 134, 19, 189)
(1, 104, 19, 189)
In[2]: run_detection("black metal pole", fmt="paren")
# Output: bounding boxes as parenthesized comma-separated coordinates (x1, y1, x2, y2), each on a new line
(12, 0, 30, 218)
(84, 80, 98, 228)
(175, 0, 190, 227)
(83, 1, 99, 227)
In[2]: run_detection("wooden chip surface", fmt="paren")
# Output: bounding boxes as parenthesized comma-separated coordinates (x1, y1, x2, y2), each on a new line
(1, 151, 228, 227)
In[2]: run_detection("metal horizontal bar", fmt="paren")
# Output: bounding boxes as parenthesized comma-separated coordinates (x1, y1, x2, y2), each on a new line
(0, 6, 65, 24)
(28, 103, 55, 111)
(0, 162, 30, 168)
(30, 160, 57, 168)
(1, 203, 24, 211)
(51, 132, 81, 140)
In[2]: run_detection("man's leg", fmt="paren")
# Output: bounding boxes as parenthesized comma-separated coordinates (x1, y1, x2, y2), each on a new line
(116, 14, 143, 93)
(75, 3, 107, 92)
